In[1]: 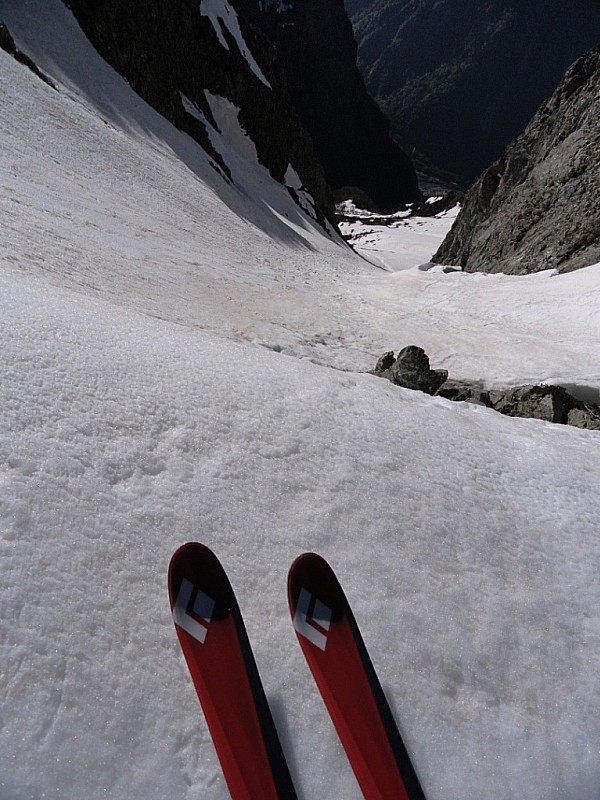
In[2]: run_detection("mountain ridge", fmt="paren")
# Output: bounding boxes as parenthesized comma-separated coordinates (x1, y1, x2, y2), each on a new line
(62, 0, 337, 229)
(235, 0, 420, 211)
(346, 0, 600, 182)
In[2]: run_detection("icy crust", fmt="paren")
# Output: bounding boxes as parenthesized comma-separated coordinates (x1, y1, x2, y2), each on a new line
(200, 0, 271, 88)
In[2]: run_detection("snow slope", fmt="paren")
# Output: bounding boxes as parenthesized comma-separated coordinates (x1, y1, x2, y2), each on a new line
(338, 201, 462, 272)
(1, 3, 600, 799)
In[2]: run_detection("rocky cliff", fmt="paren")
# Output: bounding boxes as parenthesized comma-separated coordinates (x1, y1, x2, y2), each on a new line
(346, 0, 600, 183)
(63, 0, 336, 228)
(432, 45, 600, 275)
(234, 0, 420, 212)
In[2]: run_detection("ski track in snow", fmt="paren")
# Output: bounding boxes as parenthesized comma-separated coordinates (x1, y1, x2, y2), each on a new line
(1, 2, 600, 799)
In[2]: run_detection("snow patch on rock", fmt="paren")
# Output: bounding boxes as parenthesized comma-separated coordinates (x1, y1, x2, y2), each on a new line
(200, 0, 271, 87)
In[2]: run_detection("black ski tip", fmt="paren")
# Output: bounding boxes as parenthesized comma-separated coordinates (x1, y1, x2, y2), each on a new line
(288, 552, 347, 623)
(168, 542, 231, 621)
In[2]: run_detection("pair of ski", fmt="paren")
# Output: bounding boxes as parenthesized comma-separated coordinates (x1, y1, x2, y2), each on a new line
(168, 543, 426, 800)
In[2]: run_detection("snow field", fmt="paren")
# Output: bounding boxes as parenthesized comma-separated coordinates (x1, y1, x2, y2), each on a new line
(2, 270, 600, 799)
(1, 1, 600, 798)
(338, 206, 461, 271)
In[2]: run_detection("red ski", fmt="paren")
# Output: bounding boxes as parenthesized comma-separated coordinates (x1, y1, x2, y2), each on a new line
(168, 543, 298, 800)
(288, 552, 427, 800)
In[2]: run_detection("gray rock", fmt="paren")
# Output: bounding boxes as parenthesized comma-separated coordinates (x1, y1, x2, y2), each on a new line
(377, 346, 448, 395)
(374, 349, 600, 430)
(374, 351, 396, 375)
(389, 346, 432, 391)
(428, 369, 450, 396)
(488, 385, 571, 424)
(567, 407, 600, 431)
(487, 385, 600, 429)
(432, 44, 600, 275)
(436, 380, 490, 406)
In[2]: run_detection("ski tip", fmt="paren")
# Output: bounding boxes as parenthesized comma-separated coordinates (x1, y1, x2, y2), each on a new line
(169, 540, 213, 566)
(168, 542, 231, 618)
(288, 551, 324, 571)
(287, 552, 346, 623)
(168, 542, 213, 589)
(289, 551, 342, 572)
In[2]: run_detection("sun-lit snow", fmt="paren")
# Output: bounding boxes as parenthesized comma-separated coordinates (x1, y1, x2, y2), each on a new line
(339, 204, 461, 271)
(1, 3, 600, 800)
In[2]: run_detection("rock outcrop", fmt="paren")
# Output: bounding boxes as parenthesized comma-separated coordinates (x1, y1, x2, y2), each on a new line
(64, 0, 336, 229)
(438, 382, 600, 430)
(432, 45, 600, 275)
(375, 347, 448, 396)
(375, 347, 600, 430)
(234, 0, 420, 212)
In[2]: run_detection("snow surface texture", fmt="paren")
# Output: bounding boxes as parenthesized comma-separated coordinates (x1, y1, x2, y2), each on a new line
(1, 2, 600, 799)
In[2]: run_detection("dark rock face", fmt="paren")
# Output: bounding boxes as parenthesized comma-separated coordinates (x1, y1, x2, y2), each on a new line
(432, 45, 600, 275)
(64, 0, 336, 228)
(234, 0, 420, 212)
(375, 348, 600, 430)
(346, 0, 600, 183)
